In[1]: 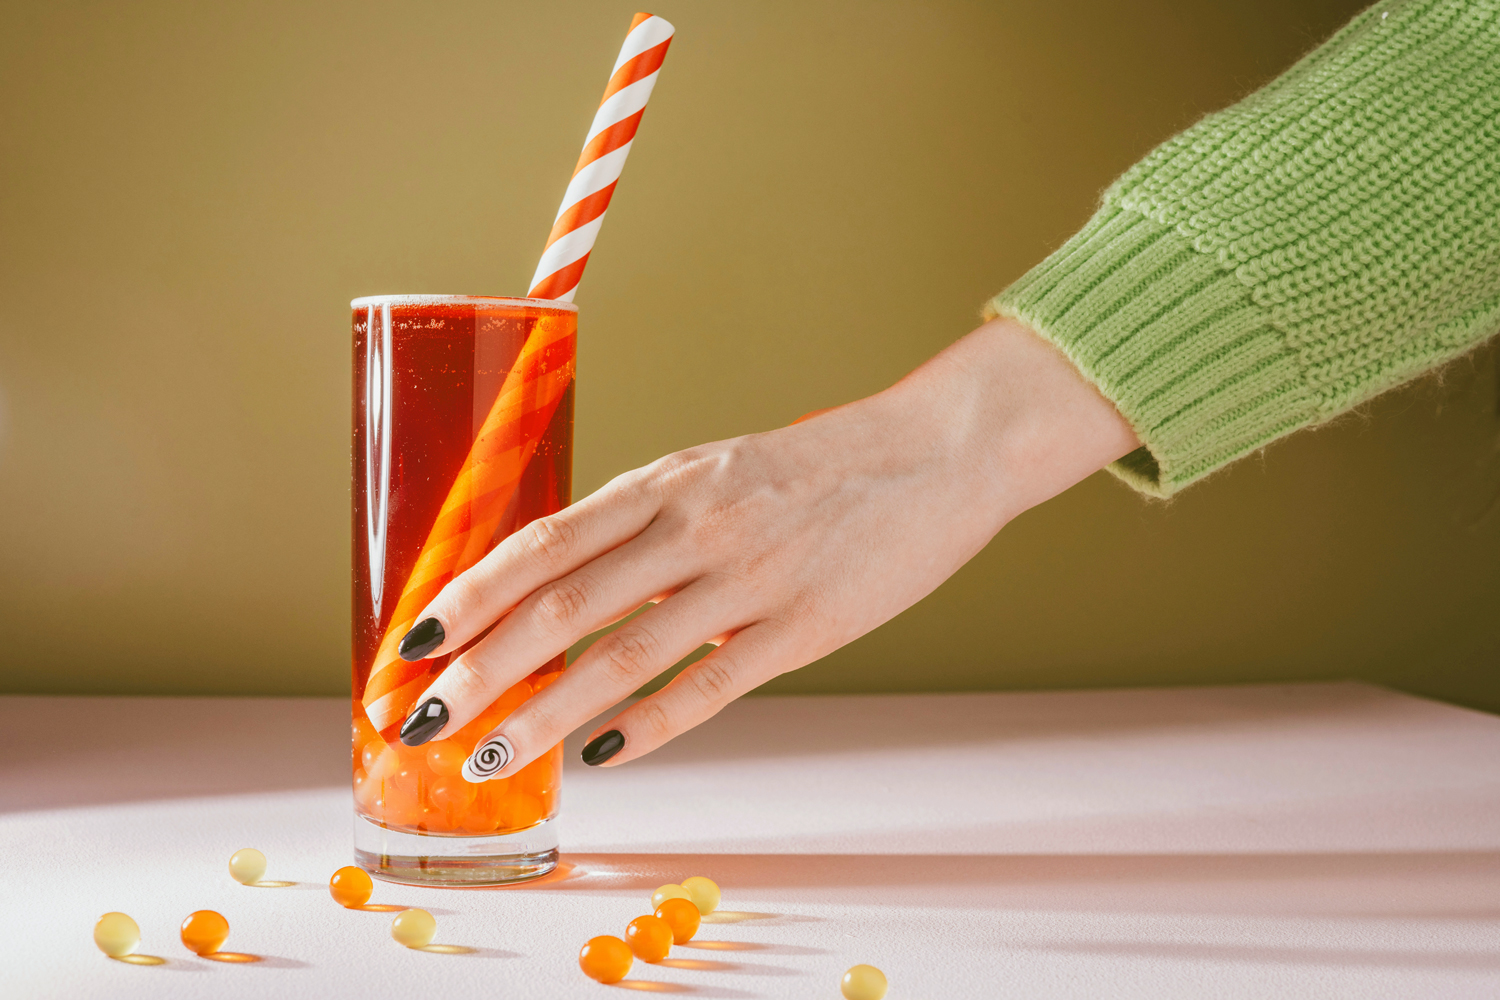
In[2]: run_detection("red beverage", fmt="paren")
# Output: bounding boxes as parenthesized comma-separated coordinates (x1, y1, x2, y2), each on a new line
(351, 294, 575, 884)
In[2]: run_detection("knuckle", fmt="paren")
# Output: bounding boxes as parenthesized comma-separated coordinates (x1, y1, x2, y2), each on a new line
(688, 657, 737, 703)
(594, 627, 659, 687)
(632, 698, 674, 742)
(522, 514, 577, 567)
(440, 572, 485, 618)
(530, 576, 593, 634)
(444, 656, 494, 704)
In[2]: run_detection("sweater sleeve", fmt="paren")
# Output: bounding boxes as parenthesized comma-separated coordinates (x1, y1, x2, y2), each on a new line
(986, 0, 1500, 497)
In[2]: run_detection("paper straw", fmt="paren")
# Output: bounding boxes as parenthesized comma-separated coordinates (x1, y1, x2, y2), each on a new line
(361, 13, 675, 732)
(527, 12, 675, 300)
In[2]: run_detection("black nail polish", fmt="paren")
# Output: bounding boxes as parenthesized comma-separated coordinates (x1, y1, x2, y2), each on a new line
(398, 617, 445, 661)
(581, 730, 625, 766)
(399, 698, 449, 746)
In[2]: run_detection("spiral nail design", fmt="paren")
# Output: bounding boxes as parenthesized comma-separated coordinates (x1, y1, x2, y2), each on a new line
(462, 734, 514, 783)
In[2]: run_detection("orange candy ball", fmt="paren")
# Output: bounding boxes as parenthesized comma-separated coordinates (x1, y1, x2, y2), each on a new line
(624, 914, 674, 963)
(180, 910, 229, 956)
(329, 865, 373, 908)
(425, 740, 467, 777)
(579, 934, 633, 984)
(654, 897, 701, 944)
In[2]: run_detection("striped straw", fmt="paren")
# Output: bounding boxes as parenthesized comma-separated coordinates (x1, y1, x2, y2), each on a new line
(527, 12, 675, 301)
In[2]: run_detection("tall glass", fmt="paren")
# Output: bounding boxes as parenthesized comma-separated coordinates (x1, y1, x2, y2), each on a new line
(350, 294, 575, 885)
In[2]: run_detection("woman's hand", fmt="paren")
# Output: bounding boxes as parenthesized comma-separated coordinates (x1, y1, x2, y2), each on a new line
(394, 318, 1139, 779)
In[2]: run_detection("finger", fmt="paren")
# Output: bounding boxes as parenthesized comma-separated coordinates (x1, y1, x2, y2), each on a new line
(458, 581, 739, 780)
(581, 620, 796, 767)
(395, 468, 661, 662)
(397, 521, 695, 747)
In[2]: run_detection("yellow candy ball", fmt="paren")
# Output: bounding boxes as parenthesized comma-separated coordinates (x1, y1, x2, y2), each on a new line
(841, 964, 888, 1000)
(680, 875, 721, 914)
(93, 912, 140, 958)
(228, 848, 267, 885)
(651, 883, 693, 910)
(391, 908, 436, 948)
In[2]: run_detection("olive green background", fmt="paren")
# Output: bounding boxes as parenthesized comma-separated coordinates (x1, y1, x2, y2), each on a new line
(2, 0, 1497, 709)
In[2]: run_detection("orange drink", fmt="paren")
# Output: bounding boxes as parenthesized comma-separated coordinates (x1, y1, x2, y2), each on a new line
(351, 294, 574, 884)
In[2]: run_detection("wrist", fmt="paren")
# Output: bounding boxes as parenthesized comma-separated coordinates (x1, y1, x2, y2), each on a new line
(883, 317, 1140, 525)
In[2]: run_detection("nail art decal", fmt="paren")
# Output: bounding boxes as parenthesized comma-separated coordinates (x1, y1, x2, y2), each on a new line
(462, 733, 514, 783)
(398, 697, 449, 746)
(581, 729, 625, 766)
(398, 617, 445, 662)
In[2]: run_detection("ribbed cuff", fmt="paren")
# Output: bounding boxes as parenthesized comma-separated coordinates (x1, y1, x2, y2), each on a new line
(986, 204, 1319, 497)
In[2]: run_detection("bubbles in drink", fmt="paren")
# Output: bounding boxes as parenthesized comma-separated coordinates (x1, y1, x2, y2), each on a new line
(680, 876, 720, 914)
(624, 914, 673, 963)
(654, 897, 701, 943)
(180, 910, 230, 956)
(841, 964, 888, 1000)
(329, 866, 373, 908)
(93, 912, 140, 957)
(390, 908, 436, 948)
(579, 935, 633, 983)
(228, 848, 267, 885)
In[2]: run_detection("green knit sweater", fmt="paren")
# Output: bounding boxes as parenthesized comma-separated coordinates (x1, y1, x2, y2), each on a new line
(987, 0, 1500, 497)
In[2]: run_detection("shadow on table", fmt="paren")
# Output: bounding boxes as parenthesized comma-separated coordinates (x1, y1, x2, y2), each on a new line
(1026, 938, 1500, 971)
(0, 696, 346, 812)
(563, 683, 1443, 769)
(544, 850, 1500, 920)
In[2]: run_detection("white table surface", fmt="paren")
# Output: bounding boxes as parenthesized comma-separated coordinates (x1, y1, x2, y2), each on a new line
(3, 683, 1499, 999)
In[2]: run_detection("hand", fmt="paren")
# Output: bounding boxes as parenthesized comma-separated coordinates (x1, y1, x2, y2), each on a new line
(395, 318, 1139, 779)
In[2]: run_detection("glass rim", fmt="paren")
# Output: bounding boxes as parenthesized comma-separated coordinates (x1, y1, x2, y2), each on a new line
(350, 294, 578, 312)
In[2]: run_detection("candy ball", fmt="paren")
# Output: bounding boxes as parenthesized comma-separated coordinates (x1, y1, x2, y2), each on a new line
(579, 935, 633, 984)
(228, 848, 267, 885)
(624, 914, 673, 963)
(180, 910, 230, 956)
(841, 964, 888, 1000)
(654, 896, 701, 944)
(93, 912, 140, 958)
(391, 908, 436, 948)
(329, 865, 373, 908)
(651, 883, 693, 910)
(680, 875, 721, 914)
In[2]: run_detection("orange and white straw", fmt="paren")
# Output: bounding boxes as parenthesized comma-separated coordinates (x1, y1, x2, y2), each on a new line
(361, 13, 674, 733)
(527, 12, 675, 301)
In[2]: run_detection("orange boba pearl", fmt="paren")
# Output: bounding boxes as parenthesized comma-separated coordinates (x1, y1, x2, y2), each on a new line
(329, 865, 373, 908)
(654, 897, 701, 944)
(428, 774, 477, 813)
(624, 914, 674, 963)
(425, 740, 467, 777)
(180, 910, 229, 956)
(579, 934, 633, 984)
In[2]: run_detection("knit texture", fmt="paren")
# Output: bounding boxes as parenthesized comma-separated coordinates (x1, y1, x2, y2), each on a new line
(988, 0, 1500, 496)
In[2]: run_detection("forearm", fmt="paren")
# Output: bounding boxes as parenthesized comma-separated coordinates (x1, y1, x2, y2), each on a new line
(861, 316, 1140, 530)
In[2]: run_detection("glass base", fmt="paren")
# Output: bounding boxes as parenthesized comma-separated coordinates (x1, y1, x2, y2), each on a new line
(353, 814, 558, 886)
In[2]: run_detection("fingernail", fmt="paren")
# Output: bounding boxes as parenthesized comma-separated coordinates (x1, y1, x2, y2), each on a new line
(462, 734, 514, 783)
(581, 730, 624, 766)
(399, 697, 449, 746)
(398, 617, 445, 661)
